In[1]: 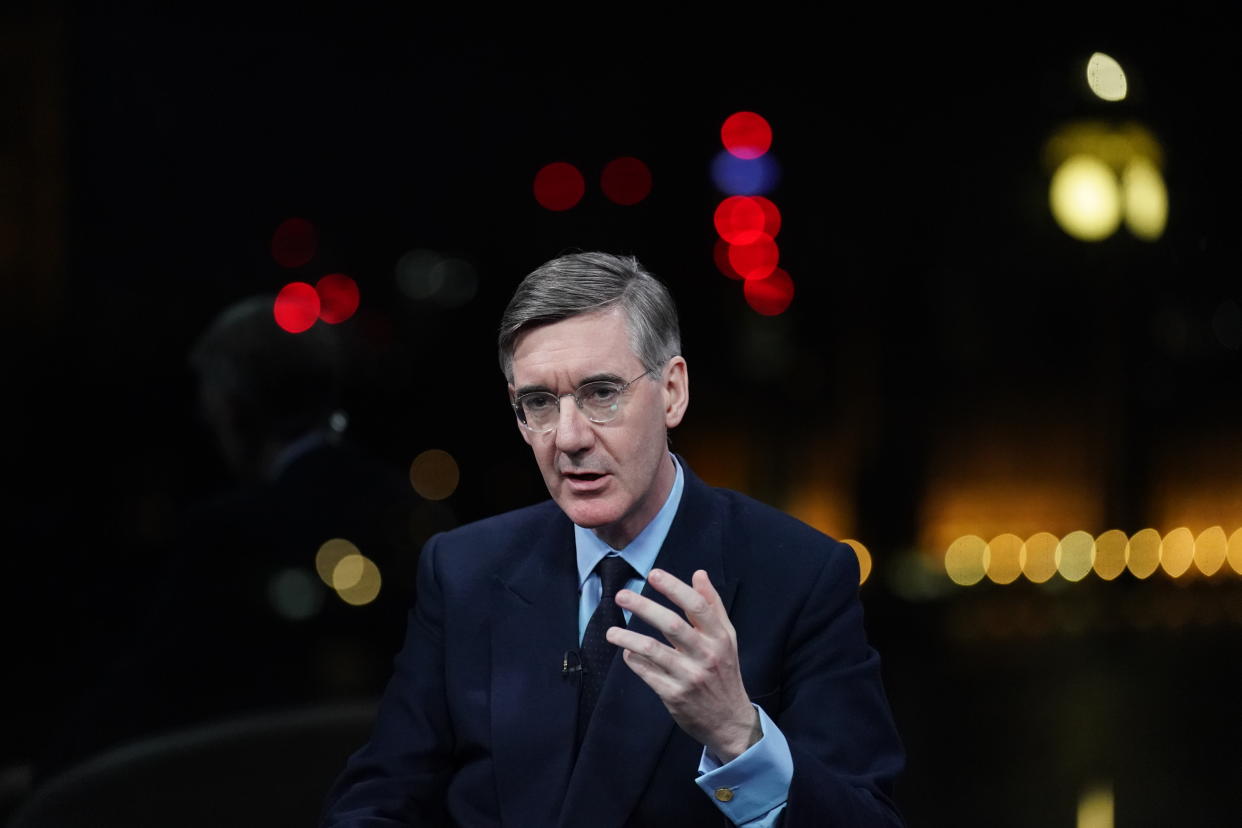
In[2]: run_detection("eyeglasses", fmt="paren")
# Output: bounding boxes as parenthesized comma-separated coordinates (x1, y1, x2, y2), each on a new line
(512, 371, 652, 433)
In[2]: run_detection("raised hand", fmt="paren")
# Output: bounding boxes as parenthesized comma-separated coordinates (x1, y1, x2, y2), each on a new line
(607, 568, 761, 762)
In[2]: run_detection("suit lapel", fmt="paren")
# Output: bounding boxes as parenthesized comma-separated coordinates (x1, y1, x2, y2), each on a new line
(557, 463, 739, 827)
(491, 512, 581, 827)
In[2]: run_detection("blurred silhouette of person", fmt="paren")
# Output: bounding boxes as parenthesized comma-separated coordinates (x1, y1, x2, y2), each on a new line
(38, 295, 417, 776)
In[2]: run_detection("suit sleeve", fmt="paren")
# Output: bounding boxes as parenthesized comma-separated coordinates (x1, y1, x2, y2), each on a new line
(321, 534, 454, 827)
(777, 540, 906, 828)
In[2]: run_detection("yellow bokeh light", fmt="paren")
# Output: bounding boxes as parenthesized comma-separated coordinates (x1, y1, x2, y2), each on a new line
(1193, 526, 1228, 576)
(409, 449, 460, 501)
(1077, 780, 1114, 828)
(945, 535, 987, 586)
(1050, 155, 1121, 241)
(332, 553, 365, 590)
(316, 538, 360, 587)
(985, 533, 1023, 585)
(1126, 528, 1161, 578)
(1229, 528, 1242, 575)
(1057, 530, 1096, 581)
(1087, 52, 1127, 101)
(333, 554, 382, 606)
(843, 539, 872, 585)
(1022, 532, 1060, 583)
(1122, 158, 1168, 241)
(1160, 527, 1195, 578)
(1093, 529, 1128, 580)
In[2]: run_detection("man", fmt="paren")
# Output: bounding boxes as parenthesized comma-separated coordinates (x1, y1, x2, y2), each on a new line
(322, 252, 904, 826)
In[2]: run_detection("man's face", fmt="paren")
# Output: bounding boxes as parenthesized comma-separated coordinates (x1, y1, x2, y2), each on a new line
(510, 307, 688, 549)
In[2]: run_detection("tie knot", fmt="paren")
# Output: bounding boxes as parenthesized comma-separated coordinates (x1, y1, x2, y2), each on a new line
(596, 555, 635, 596)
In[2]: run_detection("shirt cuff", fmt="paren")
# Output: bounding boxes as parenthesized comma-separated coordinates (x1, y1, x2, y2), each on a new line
(695, 704, 792, 826)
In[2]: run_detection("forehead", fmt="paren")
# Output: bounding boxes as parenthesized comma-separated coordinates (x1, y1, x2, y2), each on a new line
(510, 308, 640, 384)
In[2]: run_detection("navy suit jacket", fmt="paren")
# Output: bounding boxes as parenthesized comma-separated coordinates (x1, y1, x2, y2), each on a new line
(323, 462, 904, 827)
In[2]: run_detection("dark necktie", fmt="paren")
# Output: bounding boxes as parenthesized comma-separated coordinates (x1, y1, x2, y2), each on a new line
(575, 554, 636, 751)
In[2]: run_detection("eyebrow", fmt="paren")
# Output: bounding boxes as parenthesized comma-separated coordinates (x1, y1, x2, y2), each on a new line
(514, 373, 626, 397)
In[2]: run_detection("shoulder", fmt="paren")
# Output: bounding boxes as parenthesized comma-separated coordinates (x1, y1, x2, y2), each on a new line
(419, 498, 568, 579)
(682, 476, 860, 593)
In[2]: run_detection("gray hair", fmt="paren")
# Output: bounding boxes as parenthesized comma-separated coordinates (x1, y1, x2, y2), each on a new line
(498, 252, 681, 382)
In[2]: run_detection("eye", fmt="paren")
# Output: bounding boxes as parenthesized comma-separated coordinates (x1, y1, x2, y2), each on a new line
(582, 383, 621, 404)
(522, 393, 555, 412)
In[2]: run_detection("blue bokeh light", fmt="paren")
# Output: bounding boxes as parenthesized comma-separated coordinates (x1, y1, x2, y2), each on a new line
(710, 150, 781, 195)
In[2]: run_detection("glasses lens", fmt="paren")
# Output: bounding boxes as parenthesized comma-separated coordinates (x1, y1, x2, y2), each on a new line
(579, 382, 623, 422)
(519, 392, 558, 430)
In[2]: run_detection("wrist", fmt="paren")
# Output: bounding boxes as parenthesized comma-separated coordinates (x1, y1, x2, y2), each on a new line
(710, 705, 761, 763)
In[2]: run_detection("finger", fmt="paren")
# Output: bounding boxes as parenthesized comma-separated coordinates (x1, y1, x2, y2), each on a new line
(614, 588, 701, 651)
(647, 568, 720, 632)
(618, 647, 682, 700)
(605, 625, 682, 672)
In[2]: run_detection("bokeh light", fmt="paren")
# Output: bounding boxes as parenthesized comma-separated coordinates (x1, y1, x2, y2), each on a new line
(267, 567, 323, 621)
(273, 282, 321, 333)
(843, 539, 872, 585)
(751, 196, 781, 238)
(1194, 526, 1228, 576)
(533, 161, 585, 211)
(409, 449, 460, 500)
(1093, 529, 1128, 580)
(743, 268, 794, 316)
(714, 196, 767, 244)
(1022, 532, 1059, 583)
(1077, 780, 1114, 828)
(711, 150, 781, 195)
(332, 554, 381, 606)
(1121, 157, 1168, 241)
(721, 111, 772, 159)
(600, 156, 652, 205)
(1229, 528, 1242, 575)
(1056, 530, 1095, 581)
(1087, 52, 1127, 101)
(713, 238, 743, 280)
(984, 533, 1023, 585)
(316, 273, 360, 324)
(727, 234, 779, 280)
(270, 217, 317, 269)
(1160, 527, 1194, 578)
(316, 538, 361, 586)
(1126, 528, 1161, 579)
(1049, 155, 1121, 241)
(945, 535, 987, 586)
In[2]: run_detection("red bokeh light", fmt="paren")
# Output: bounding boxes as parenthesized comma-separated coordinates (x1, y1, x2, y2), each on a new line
(273, 282, 321, 333)
(750, 196, 781, 238)
(316, 273, 360, 324)
(727, 234, 780, 281)
(533, 162, 586, 211)
(721, 112, 772, 160)
(600, 157, 652, 205)
(743, 268, 795, 316)
(713, 196, 766, 245)
(270, 218, 318, 269)
(713, 238, 743, 280)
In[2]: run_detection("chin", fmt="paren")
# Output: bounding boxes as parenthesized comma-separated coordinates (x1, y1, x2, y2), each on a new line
(557, 497, 624, 532)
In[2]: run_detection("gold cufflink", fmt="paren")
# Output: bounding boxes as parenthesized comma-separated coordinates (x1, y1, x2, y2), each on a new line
(714, 788, 734, 802)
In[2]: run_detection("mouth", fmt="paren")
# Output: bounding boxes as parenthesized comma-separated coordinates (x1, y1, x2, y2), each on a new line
(561, 470, 610, 492)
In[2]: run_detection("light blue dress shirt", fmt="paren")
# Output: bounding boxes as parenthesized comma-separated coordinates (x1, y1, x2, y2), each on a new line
(573, 456, 792, 827)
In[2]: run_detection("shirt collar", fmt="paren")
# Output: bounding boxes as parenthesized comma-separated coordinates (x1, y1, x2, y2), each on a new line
(574, 454, 685, 588)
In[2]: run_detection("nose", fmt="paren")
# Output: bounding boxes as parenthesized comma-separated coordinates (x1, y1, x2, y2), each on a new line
(553, 394, 595, 456)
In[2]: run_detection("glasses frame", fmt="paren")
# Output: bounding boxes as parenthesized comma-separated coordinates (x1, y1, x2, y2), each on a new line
(511, 370, 653, 434)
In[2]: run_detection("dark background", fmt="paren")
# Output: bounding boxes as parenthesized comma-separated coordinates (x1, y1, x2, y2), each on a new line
(4, 7, 1240, 826)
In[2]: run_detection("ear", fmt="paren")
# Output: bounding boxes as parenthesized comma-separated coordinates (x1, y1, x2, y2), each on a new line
(509, 384, 535, 447)
(661, 357, 689, 429)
